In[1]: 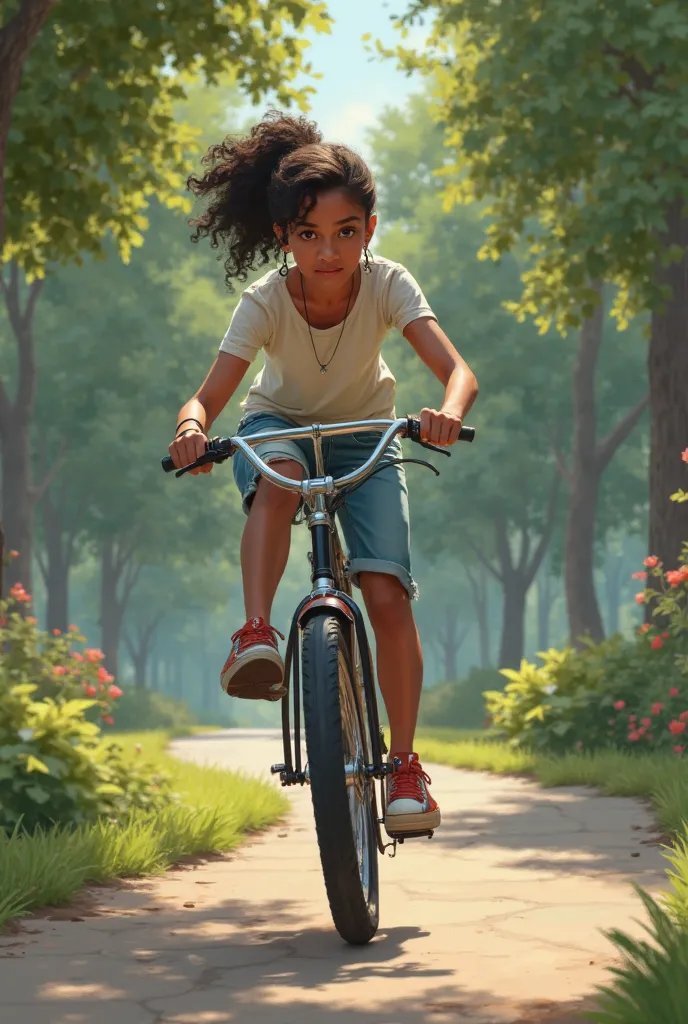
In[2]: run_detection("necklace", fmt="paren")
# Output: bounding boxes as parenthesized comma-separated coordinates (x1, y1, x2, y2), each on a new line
(300, 269, 357, 374)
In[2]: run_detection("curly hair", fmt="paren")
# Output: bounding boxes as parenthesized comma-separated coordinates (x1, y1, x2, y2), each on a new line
(187, 110, 377, 289)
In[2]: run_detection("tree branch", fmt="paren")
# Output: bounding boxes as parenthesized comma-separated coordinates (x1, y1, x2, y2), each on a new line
(596, 394, 649, 472)
(494, 514, 514, 579)
(464, 532, 503, 583)
(31, 438, 68, 504)
(551, 437, 572, 486)
(525, 470, 561, 590)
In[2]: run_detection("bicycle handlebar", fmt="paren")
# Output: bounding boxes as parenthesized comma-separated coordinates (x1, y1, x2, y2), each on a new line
(161, 416, 475, 493)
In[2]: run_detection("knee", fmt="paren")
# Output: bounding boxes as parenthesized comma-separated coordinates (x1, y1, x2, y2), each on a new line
(360, 572, 409, 629)
(253, 459, 303, 516)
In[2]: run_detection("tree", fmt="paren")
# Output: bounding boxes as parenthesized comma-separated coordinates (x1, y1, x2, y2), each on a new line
(392, 0, 688, 576)
(0, 0, 330, 595)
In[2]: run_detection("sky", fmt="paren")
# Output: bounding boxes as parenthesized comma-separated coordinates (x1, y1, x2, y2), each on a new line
(246, 0, 429, 159)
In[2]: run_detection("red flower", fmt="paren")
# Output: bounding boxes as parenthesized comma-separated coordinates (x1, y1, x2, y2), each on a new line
(628, 731, 641, 742)
(638, 623, 650, 634)
(53, 666, 68, 677)
(97, 666, 115, 685)
(641, 718, 652, 728)
(651, 702, 664, 715)
(109, 685, 123, 699)
(669, 720, 686, 736)
(635, 592, 646, 604)
(682, 449, 688, 463)
(644, 556, 660, 568)
(632, 571, 647, 580)
(26, 616, 37, 625)
(70, 652, 84, 663)
(52, 628, 61, 636)
(614, 700, 626, 711)
(83, 684, 97, 697)
(663, 632, 671, 639)
(651, 636, 664, 650)
(9, 583, 31, 603)
(101, 714, 114, 726)
(8, 550, 18, 559)
(670, 688, 680, 697)
(84, 648, 105, 663)
(675, 745, 685, 755)
(666, 570, 682, 588)
(680, 711, 688, 722)
(68, 624, 78, 632)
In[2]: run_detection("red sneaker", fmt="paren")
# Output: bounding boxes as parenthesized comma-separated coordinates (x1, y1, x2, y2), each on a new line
(220, 617, 286, 701)
(385, 753, 441, 834)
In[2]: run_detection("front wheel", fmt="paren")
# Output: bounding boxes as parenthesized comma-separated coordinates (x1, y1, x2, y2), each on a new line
(301, 612, 379, 945)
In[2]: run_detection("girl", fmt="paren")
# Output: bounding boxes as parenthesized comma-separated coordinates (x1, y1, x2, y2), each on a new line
(169, 111, 478, 835)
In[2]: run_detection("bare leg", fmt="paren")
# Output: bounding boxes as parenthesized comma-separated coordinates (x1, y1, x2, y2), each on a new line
(240, 460, 303, 622)
(359, 572, 423, 755)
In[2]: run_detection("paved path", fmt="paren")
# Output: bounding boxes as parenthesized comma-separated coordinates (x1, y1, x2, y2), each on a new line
(1, 729, 668, 1023)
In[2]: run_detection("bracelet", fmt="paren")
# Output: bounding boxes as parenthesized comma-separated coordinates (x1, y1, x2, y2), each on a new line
(175, 417, 204, 434)
(175, 427, 200, 440)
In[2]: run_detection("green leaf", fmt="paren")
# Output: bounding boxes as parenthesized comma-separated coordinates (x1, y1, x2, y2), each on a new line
(25, 785, 51, 804)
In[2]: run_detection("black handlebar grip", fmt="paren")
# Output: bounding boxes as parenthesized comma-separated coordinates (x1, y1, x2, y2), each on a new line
(161, 456, 176, 473)
(406, 416, 475, 443)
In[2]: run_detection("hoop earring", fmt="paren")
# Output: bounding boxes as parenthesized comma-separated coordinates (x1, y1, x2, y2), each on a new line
(363, 246, 372, 273)
(279, 250, 289, 277)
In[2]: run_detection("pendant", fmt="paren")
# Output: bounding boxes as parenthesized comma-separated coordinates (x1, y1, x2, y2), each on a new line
(320, 365, 328, 374)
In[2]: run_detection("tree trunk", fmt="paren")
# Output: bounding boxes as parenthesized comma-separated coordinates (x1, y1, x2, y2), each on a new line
(0, 267, 47, 597)
(124, 613, 162, 689)
(499, 575, 528, 669)
(649, 200, 688, 576)
(0, 3, 55, 596)
(38, 483, 78, 634)
(466, 565, 491, 668)
(555, 283, 648, 646)
(99, 537, 141, 681)
(436, 606, 470, 681)
(537, 558, 552, 650)
(604, 551, 623, 636)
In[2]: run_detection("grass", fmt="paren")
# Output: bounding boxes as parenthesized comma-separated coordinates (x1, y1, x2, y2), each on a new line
(0, 729, 288, 932)
(414, 728, 688, 838)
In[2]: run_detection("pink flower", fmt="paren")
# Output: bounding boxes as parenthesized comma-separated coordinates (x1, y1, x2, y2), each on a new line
(84, 648, 105, 663)
(9, 550, 19, 559)
(53, 665, 68, 677)
(670, 688, 680, 697)
(26, 616, 37, 625)
(628, 731, 641, 742)
(614, 700, 626, 711)
(632, 571, 647, 580)
(109, 685, 123, 699)
(635, 592, 646, 604)
(680, 711, 688, 722)
(669, 720, 686, 736)
(70, 652, 84, 663)
(651, 702, 664, 715)
(682, 449, 688, 463)
(675, 745, 685, 755)
(638, 623, 650, 635)
(83, 684, 97, 697)
(52, 628, 61, 636)
(97, 666, 115, 685)
(68, 624, 78, 632)
(644, 556, 660, 568)
(651, 636, 664, 650)
(666, 570, 682, 588)
(641, 718, 652, 728)
(663, 632, 671, 639)
(9, 583, 31, 603)
(101, 714, 114, 726)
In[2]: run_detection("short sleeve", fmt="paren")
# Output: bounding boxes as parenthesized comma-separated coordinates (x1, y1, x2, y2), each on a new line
(219, 289, 272, 362)
(385, 264, 436, 332)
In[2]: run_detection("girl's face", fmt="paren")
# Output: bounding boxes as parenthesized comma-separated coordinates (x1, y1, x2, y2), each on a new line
(277, 188, 376, 286)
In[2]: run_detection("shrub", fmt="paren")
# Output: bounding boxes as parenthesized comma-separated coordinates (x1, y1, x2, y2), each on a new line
(111, 689, 198, 732)
(0, 589, 172, 833)
(419, 667, 503, 729)
(485, 636, 688, 754)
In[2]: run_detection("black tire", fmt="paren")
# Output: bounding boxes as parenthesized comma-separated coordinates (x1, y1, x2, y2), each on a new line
(301, 612, 379, 945)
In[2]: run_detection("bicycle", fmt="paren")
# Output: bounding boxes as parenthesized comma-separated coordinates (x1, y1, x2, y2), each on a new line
(162, 415, 475, 945)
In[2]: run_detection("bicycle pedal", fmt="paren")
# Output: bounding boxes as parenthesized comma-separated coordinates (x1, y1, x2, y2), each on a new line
(270, 763, 286, 775)
(385, 829, 434, 843)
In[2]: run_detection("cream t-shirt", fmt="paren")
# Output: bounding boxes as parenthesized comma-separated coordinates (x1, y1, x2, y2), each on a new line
(219, 256, 435, 426)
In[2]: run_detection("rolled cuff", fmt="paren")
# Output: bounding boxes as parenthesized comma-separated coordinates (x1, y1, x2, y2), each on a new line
(345, 557, 419, 601)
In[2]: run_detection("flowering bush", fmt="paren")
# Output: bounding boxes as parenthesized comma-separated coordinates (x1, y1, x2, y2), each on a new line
(488, 448, 688, 755)
(0, 586, 171, 833)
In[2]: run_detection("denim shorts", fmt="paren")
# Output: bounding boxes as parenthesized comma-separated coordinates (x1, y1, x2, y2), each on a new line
(232, 411, 417, 599)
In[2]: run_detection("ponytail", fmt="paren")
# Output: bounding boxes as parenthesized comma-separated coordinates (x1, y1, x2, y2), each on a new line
(188, 110, 376, 289)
